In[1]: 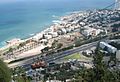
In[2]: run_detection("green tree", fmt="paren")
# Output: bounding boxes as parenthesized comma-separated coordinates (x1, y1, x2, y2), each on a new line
(9, 47, 13, 52)
(92, 51, 107, 82)
(19, 42, 26, 48)
(57, 43, 63, 49)
(8, 47, 14, 55)
(0, 59, 11, 82)
(41, 47, 49, 53)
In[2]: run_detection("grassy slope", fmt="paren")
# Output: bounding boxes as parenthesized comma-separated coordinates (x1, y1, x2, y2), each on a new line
(64, 53, 81, 60)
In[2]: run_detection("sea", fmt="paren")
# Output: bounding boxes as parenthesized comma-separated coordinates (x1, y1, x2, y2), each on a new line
(0, 0, 114, 47)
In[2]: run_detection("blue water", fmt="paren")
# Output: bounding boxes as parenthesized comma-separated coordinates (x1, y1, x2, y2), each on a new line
(0, 0, 114, 47)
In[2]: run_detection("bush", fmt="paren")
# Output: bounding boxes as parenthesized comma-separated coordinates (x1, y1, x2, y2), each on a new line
(0, 60, 11, 82)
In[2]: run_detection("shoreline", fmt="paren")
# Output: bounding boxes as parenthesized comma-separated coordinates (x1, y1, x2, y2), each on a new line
(0, 15, 62, 48)
(0, 9, 83, 63)
(1, 9, 120, 63)
(0, 10, 87, 48)
(0, 9, 111, 50)
(0, 10, 84, 48)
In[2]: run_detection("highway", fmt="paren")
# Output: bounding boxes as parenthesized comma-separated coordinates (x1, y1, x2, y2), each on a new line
(8, 41, 98, 68)
(45, 42, 97, 62)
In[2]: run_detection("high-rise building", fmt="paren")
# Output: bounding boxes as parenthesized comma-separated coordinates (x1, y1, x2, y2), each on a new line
(115, 0, 120, 10)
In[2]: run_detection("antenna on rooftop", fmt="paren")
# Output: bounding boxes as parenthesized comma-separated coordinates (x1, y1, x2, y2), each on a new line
(115, 0, 120, 10)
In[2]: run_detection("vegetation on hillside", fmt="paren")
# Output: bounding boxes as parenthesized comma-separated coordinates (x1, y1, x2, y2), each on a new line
(0, 59, 11, 82)
(43, 46, 120, 82)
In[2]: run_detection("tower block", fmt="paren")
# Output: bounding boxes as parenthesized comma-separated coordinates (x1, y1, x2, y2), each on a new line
(115, 0, 120, 10)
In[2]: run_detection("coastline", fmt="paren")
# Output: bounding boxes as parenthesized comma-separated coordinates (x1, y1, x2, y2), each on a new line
(0, 14, 63, 48)
(0, 0, 114, 48)
(1, 9, 120, 64)
(0, 9, 104, 50)
(0, 10, 80, 63)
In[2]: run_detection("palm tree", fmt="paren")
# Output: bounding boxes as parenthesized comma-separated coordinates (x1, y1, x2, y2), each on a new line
(8, 47, 14, 56)
(9, 47, 13, 53)
(18, 42, 26, 53)
(0, 59, 11, 82)
(19, 42, 25, 47)
(57, 43, 63, 49)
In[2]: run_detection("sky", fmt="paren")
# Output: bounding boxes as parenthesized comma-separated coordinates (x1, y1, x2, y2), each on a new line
(0, 0, 114, 3)
(0, 0, 31, 3)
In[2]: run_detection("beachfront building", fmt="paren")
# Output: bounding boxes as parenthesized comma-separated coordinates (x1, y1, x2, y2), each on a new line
(33, 33, 43, 41)
(6, 38, 22, 45)
(48, 32, 58, 38)
(44, 34, 52, 39)
(40, 39, 48, 44)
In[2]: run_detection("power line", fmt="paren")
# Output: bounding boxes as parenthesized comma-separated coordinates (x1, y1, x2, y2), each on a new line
(78, 1, 117, 23)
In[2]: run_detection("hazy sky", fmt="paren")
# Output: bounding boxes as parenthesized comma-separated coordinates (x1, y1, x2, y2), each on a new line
(0, 0, 114, 3)
(0, 0, 32, 3)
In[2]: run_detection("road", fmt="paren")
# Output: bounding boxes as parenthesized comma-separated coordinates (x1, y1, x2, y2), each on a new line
(8, 41, 98, 68)
(8, 32, 120, 68)
(45, 42, 97, 62)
